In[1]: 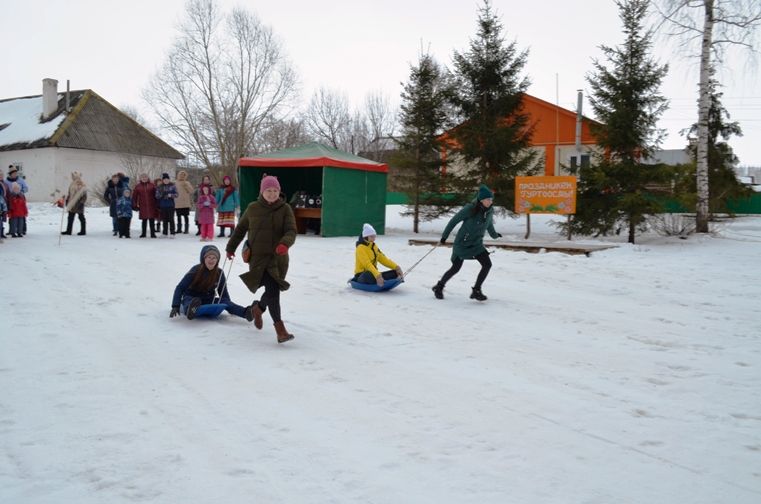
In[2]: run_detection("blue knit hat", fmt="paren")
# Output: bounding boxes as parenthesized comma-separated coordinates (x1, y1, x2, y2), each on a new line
(477, 184, 494, 201)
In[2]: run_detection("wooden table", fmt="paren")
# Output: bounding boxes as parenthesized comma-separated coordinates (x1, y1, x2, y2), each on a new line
(294, 207, 321, 234)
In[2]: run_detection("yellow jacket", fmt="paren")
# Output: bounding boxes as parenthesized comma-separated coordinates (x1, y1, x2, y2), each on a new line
(354, 240, 398, 278)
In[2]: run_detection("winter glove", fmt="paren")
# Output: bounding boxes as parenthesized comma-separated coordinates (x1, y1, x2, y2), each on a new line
(275, 243, 288, 256)
(226, 251, 235, 260)
(170, 306, 180, 318)
(395, 266, 404, 278)
(376, 275, 384, 287)
(439, 237, 446, 245)
(203, 200, 210, 207)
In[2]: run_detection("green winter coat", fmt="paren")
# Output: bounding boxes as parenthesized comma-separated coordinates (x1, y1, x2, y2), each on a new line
(226, 195, 297, 293)
(441, 201, 499, 261)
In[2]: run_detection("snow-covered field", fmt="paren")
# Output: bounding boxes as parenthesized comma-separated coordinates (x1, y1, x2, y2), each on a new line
(2, 203, 760, 504)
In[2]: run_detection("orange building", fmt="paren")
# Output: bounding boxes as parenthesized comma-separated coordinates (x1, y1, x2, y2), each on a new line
(443, 93, 599, 177)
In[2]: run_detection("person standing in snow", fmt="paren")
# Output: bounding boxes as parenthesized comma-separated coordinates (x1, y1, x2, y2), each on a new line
(132, 173, 158, 238)
(116, 187, 133, 238)
(155, 173, 178, 237)
(193, 174, 214, 236)
(432, 184, 502, 301)
(215, 175, 239, 238)
(196, 185, 217, 242)
(60, 171, 88, 236)
(170, 245, 255, 322)
(174, 170, 194, 234)
(6, 181, 28, 238)
(6, 165, 28, 235)
(104, 173, 130, 236)
(0, 168, 7, 242)
(225, 175, 297, 344)
(354, 223, 403, 286)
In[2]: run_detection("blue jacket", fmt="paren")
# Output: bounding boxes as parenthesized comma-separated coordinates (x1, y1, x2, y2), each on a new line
(116, 196, 133, 218)
(215, 187, 239, 213)
(104, 176, 130, 217)
(171, 246, 230, 307)
(156, 183, 178, 209)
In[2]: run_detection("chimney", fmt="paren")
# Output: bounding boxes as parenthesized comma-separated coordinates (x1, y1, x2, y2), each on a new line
(42, 78, 59, 120)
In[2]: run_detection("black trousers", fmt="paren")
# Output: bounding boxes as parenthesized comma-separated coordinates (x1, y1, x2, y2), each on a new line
(141, 218, 156, 237)
(160, 207, 175, 235)
(117, 217, 131, 237)
(175, 208, 190, 233)
(439, 251, 492, 290)
(65, 212, 85, 233)
(257, 271, 282, 323)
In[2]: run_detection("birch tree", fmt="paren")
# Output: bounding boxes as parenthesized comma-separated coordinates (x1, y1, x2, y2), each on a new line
(143, 0, 297, 184)
(656, 0, 761, 232)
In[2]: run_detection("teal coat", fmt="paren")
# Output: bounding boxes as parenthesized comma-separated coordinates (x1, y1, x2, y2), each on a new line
(441, 202, 499, 260)
(215, 187, 239, 213)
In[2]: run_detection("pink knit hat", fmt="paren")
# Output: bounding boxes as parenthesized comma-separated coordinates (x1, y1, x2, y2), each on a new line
(260, 175, 281, 193)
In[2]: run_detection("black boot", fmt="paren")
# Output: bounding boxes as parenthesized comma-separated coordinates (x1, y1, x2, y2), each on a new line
(432, 282, 444, 300)
(470, 287, 487, 301)
(61, 213, 74, 235)
(217, 226, 225, 238)
(195, 224, 201, 236)
(77, 215, 86, 235)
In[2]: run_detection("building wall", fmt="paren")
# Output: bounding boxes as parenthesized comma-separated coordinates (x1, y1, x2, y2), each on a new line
(1, 147, 178, 202)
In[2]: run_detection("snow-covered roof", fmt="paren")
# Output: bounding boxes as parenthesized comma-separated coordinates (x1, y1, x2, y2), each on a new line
(0, 90, 183, 159)
(0, 95, 68, 149)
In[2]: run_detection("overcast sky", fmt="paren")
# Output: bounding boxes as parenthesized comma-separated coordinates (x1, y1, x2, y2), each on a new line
(3, 0, 760, 166)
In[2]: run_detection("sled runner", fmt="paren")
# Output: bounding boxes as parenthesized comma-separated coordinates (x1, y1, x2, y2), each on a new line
(348, 278, 404, 292)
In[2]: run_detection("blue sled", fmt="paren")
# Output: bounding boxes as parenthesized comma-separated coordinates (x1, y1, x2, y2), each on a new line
(194, 303, 228, 318)
(349, 278, 403, 292)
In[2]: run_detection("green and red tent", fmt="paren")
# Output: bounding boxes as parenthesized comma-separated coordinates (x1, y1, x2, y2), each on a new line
(238, 142, 388, 237)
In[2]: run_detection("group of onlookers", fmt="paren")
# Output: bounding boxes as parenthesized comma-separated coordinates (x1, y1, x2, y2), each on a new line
(0, 165, 29, 241)
(101, 171, 239, 240)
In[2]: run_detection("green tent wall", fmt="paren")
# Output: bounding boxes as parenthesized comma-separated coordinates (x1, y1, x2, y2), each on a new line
(238, 143, 388, 237)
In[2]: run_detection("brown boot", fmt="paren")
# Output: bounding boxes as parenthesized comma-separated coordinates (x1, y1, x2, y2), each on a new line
(245, 302, 263, 329)
(274, 321, 294, 344)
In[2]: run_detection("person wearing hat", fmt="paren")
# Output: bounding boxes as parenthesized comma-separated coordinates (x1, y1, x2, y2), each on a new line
(60, 171, 88, 236)
(354, 223, 403, 287)
(155, 172, 178, 237)
(170, 245, 255, 321)
(432, 184, 502, 301)
(6, 165, 29, 235)
(215, 175, 239, 237)
(225, 175, 296, 343)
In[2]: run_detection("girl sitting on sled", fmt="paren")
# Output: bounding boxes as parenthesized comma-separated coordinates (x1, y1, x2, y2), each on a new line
(170, 245, 255, 321)
(354, 223, 403, 287)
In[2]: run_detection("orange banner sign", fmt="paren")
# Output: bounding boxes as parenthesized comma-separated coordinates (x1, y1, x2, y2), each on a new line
(515, 176, 577, 214)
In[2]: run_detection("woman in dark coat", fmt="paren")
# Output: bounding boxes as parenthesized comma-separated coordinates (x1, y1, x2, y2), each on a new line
(225, 175, 297, 343)
(104, 173, 129, 236)
(432, 184, 502, 301)
(131, 173, 158, 238)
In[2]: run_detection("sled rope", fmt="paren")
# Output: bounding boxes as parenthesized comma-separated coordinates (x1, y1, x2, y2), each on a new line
(212, 256, 235, 304)
(403, 242, 439, 278)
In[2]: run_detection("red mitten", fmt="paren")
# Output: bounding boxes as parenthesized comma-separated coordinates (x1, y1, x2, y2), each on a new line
(275, 244, 288, 256)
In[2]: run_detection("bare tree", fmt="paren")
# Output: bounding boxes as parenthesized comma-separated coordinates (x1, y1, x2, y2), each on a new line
(363, 90, 397, 160)
(305, 87, 352, 150)
(143, 0, 297, 184)
(655, 0, 761, 232)
(255, 117, 313, 154)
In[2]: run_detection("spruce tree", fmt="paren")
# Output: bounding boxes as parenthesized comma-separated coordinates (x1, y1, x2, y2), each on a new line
(393, 52, 453, 232)
(449, 0, 540, 207)
(576, 0, 670, 244)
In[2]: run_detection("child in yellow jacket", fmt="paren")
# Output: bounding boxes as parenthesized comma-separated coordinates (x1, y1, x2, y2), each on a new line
(354, 223, 403, 287)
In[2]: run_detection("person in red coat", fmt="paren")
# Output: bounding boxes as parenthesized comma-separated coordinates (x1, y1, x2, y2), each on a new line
(131, 173, 158, 238)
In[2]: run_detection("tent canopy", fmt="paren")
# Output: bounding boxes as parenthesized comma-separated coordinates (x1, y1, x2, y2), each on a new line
(239, 142, 388, 173)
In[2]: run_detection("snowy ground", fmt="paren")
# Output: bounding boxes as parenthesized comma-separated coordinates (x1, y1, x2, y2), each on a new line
(2, 204, 760, 504)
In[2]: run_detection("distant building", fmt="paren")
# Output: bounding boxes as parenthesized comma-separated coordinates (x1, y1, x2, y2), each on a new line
(0, 78, 183, 202)
(642, 148, 691, 166)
